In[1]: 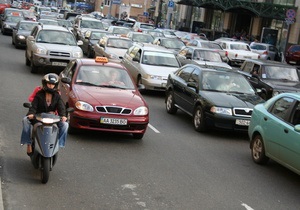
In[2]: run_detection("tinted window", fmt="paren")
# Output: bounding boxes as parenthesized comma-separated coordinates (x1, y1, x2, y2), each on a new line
(270, 97, 294, 121)
(177, 66, 194, 82)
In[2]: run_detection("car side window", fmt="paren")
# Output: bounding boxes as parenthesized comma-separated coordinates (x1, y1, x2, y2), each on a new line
(270, 97, 295, 122)
(243, 62, 254, 73)
(190, 68, 200, 83)
(291, 102, 300, 125)
(62, 60, 76, 79)
(178, 66, 195, 82)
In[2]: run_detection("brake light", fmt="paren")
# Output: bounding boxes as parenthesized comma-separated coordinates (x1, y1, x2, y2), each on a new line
(138, 29, 142, 32)
(225, 51, 228, 57)
(263, 51, 268, 55)
(235, 54, 238, 58)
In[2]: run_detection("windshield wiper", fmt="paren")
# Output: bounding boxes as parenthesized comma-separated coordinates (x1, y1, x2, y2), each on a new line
(52, 42, 67, 45)
(98, 84, 127, 89)
(76, 81, 97, 86)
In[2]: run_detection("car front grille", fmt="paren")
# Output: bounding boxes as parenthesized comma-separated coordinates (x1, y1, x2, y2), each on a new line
(96, 106, 132, 115)
(233, 108, 253, 117)
(49, 51, 70, 57)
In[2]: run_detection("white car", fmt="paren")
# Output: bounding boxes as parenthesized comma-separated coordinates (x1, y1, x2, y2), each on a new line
(122, 43, 181, 91)
(218, 41, 260, 66)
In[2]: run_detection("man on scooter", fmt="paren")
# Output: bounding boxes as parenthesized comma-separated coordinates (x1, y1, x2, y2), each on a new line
(20, 73, 68, 156)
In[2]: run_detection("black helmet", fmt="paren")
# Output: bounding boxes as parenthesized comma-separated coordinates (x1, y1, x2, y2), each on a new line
(42, 73, 59, 93)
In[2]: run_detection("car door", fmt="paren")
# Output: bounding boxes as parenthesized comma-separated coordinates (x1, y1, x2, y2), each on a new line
(280, 101, 300, 172)
(122, 46, 141, 83)
(172, 65, 195, 114)
(263, 97, 295, 161)
(59, 60, 77, 104)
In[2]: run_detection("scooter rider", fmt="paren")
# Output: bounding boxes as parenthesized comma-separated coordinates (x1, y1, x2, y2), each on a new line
(20, 73, 68, 156)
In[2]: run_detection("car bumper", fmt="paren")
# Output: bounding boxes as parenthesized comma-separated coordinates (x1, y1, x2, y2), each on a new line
(14, 37, 27, 47)
(2, 27, 12, 34)
(70, 111, 149, 134)
(142, 78, 168, 91)
(32, 53, 75, 68)
(205, 112, 251, 132)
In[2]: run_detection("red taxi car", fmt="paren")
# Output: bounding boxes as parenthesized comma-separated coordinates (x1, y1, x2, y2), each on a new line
(59, 57, 149, 139)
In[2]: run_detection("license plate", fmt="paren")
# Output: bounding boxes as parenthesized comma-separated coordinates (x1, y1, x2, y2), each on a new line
(236, 119, 250, 126)
(100, 117, 127, 125)
(290, 61, 296, 64)
(244, 56, 252, 59)
(52, 62, 67, 66)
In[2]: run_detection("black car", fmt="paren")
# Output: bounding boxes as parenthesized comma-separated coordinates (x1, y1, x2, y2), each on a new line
(165, 64, 264, 132)
(239, 59, 300, 100)
(12, 20, 38, 48)
(80, 29, 109, 58)
(1, 14, 24, 35)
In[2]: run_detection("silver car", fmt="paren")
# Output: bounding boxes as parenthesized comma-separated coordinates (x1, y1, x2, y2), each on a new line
(25, 24, 83, 73)
(250, 42, 281, 61)
(122, 43, 181, 91)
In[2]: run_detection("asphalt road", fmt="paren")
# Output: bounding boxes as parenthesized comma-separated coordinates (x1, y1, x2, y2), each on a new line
(0, 32, 299, 210)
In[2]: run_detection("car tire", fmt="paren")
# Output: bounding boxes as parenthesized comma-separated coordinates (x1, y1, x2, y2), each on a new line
(193, 105, 207, 132)
(66, 112, 77, 135)
(12, 38, 14, 45)
(137, 76, 145, 93)
(132, 133, 144, 139)
(30, 58, 38, 74)
(166, 90, 177, 114)
(25, 51, 30, 66)
(251, 134, 269, 164)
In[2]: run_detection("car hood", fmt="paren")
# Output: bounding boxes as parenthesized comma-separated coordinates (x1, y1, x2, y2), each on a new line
(37, 43, 81, 51)
(201, 91, 264, 108)
(17, 30, 31, 36)
(73, 85, 146, 107)
(106, 47, 127, 57)
(262, 79, 300, 91)
(140, 64, 178, 77)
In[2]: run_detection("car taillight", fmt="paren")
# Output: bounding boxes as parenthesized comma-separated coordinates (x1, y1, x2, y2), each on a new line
(258, 55, 260, 59)
(263, 51, 268, 55)
(235, 53, 238, 58)
(225, 51, 228, 56)
(138, 29, 142, 32)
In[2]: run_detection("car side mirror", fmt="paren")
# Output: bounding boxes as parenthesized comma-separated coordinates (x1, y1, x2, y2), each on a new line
(77, 40, 83, 46)
(61, 77, 71, 84)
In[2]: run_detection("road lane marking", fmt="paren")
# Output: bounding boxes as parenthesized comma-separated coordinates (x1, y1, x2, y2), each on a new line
(241, 202, 254, 210)
(148, 123, 160, 133)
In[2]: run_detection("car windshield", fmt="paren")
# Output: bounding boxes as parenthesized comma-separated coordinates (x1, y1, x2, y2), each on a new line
(75, 66, 135, 89)
(142, 51, 180, 67)
(37, 30, 77, 45)
(19, 22, 38, 30)
(230, 43, 250, 51)
(132, 34, 153, 43)
(263, 66, 299, 81)
(58, 20, 72, 27)
(5, 16, 23, 23)
(107, 38, 132, 49)
(140, 24, 155, 29)
(251, 44, 267, 50)
(90, 32, 106, 40)
(193, 50, 222, 62)
(81, 20, 104, 29)
(161, 39, 185, 49)
(202, 71, 255, 94)
(112, 27, 130, 35)
(38, 20, 59, 25)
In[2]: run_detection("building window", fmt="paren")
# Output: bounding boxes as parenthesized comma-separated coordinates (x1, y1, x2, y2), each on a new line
(273, 0, 295, 6)
(104, 0, 111, 6)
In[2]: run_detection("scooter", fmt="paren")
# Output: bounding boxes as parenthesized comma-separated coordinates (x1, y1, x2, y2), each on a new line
(23, 102, 73, 184)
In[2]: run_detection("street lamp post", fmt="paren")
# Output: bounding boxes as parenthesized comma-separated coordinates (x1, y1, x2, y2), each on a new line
(107, 0, 113, 19)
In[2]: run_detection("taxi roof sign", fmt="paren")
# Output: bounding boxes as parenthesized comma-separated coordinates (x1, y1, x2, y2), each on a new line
(95, 56, 108, 63)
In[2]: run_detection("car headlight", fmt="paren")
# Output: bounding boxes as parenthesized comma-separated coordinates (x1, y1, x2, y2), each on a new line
(73, 51, 83, 58)
(75, 101, 94, 112)
(210, 106, 232, 116)
(133, 106, 148, 116)
(35, 47, 47, 55)
(4, 24, 11, 29)
(146, 74, 164, 80)
(17, 35, 26, 40)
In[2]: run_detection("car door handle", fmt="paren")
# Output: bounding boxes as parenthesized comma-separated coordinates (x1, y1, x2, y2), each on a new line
(284, 128, 288, 133)
(263, 117, 268, 121)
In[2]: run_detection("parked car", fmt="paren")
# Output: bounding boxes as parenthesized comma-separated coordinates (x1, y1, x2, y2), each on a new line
(176, 46, 232, 70)
(239, 59, 300, 100)
(249, 92, 300, 175)
(217, 40, 260, 66)
(94, 35, 133, 61)
(58, 57, 149, 139)
(250, 42, 281, 61)
(12, 20, 38, 48)
(122, 43, 181, 91)
(25, 24, 83, 73)
(285, 44, 300, 65)
(81, 29, 108, 58)
(165, 64, 264, 132)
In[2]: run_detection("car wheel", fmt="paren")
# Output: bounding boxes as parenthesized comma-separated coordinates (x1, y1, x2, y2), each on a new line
(132, 133, 144, 139)
(193, 105, 207, 132)
(12, 38, 14, 45)
(30, 58, 38, 74)
(66, 111, 77, 135)
(25, 51, 30, 66)
(166, 90, 177, 114)
(251, 134, 269, 164)
(137, 76, 145, 93)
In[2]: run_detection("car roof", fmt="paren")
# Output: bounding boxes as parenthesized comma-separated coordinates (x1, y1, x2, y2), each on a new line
(244, 59, 296, 67)
(182, 63, 236, 73)
(39, 24, 69, 31)
(76, 58, 127, 69)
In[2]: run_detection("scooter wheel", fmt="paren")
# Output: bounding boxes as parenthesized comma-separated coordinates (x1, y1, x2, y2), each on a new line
(41, 157, 50, 184)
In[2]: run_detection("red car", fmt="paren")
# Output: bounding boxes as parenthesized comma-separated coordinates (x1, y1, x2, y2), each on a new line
(285, 44, 300, 65)
(0, 0, 10, 15)
(59, 57, 149, 139)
